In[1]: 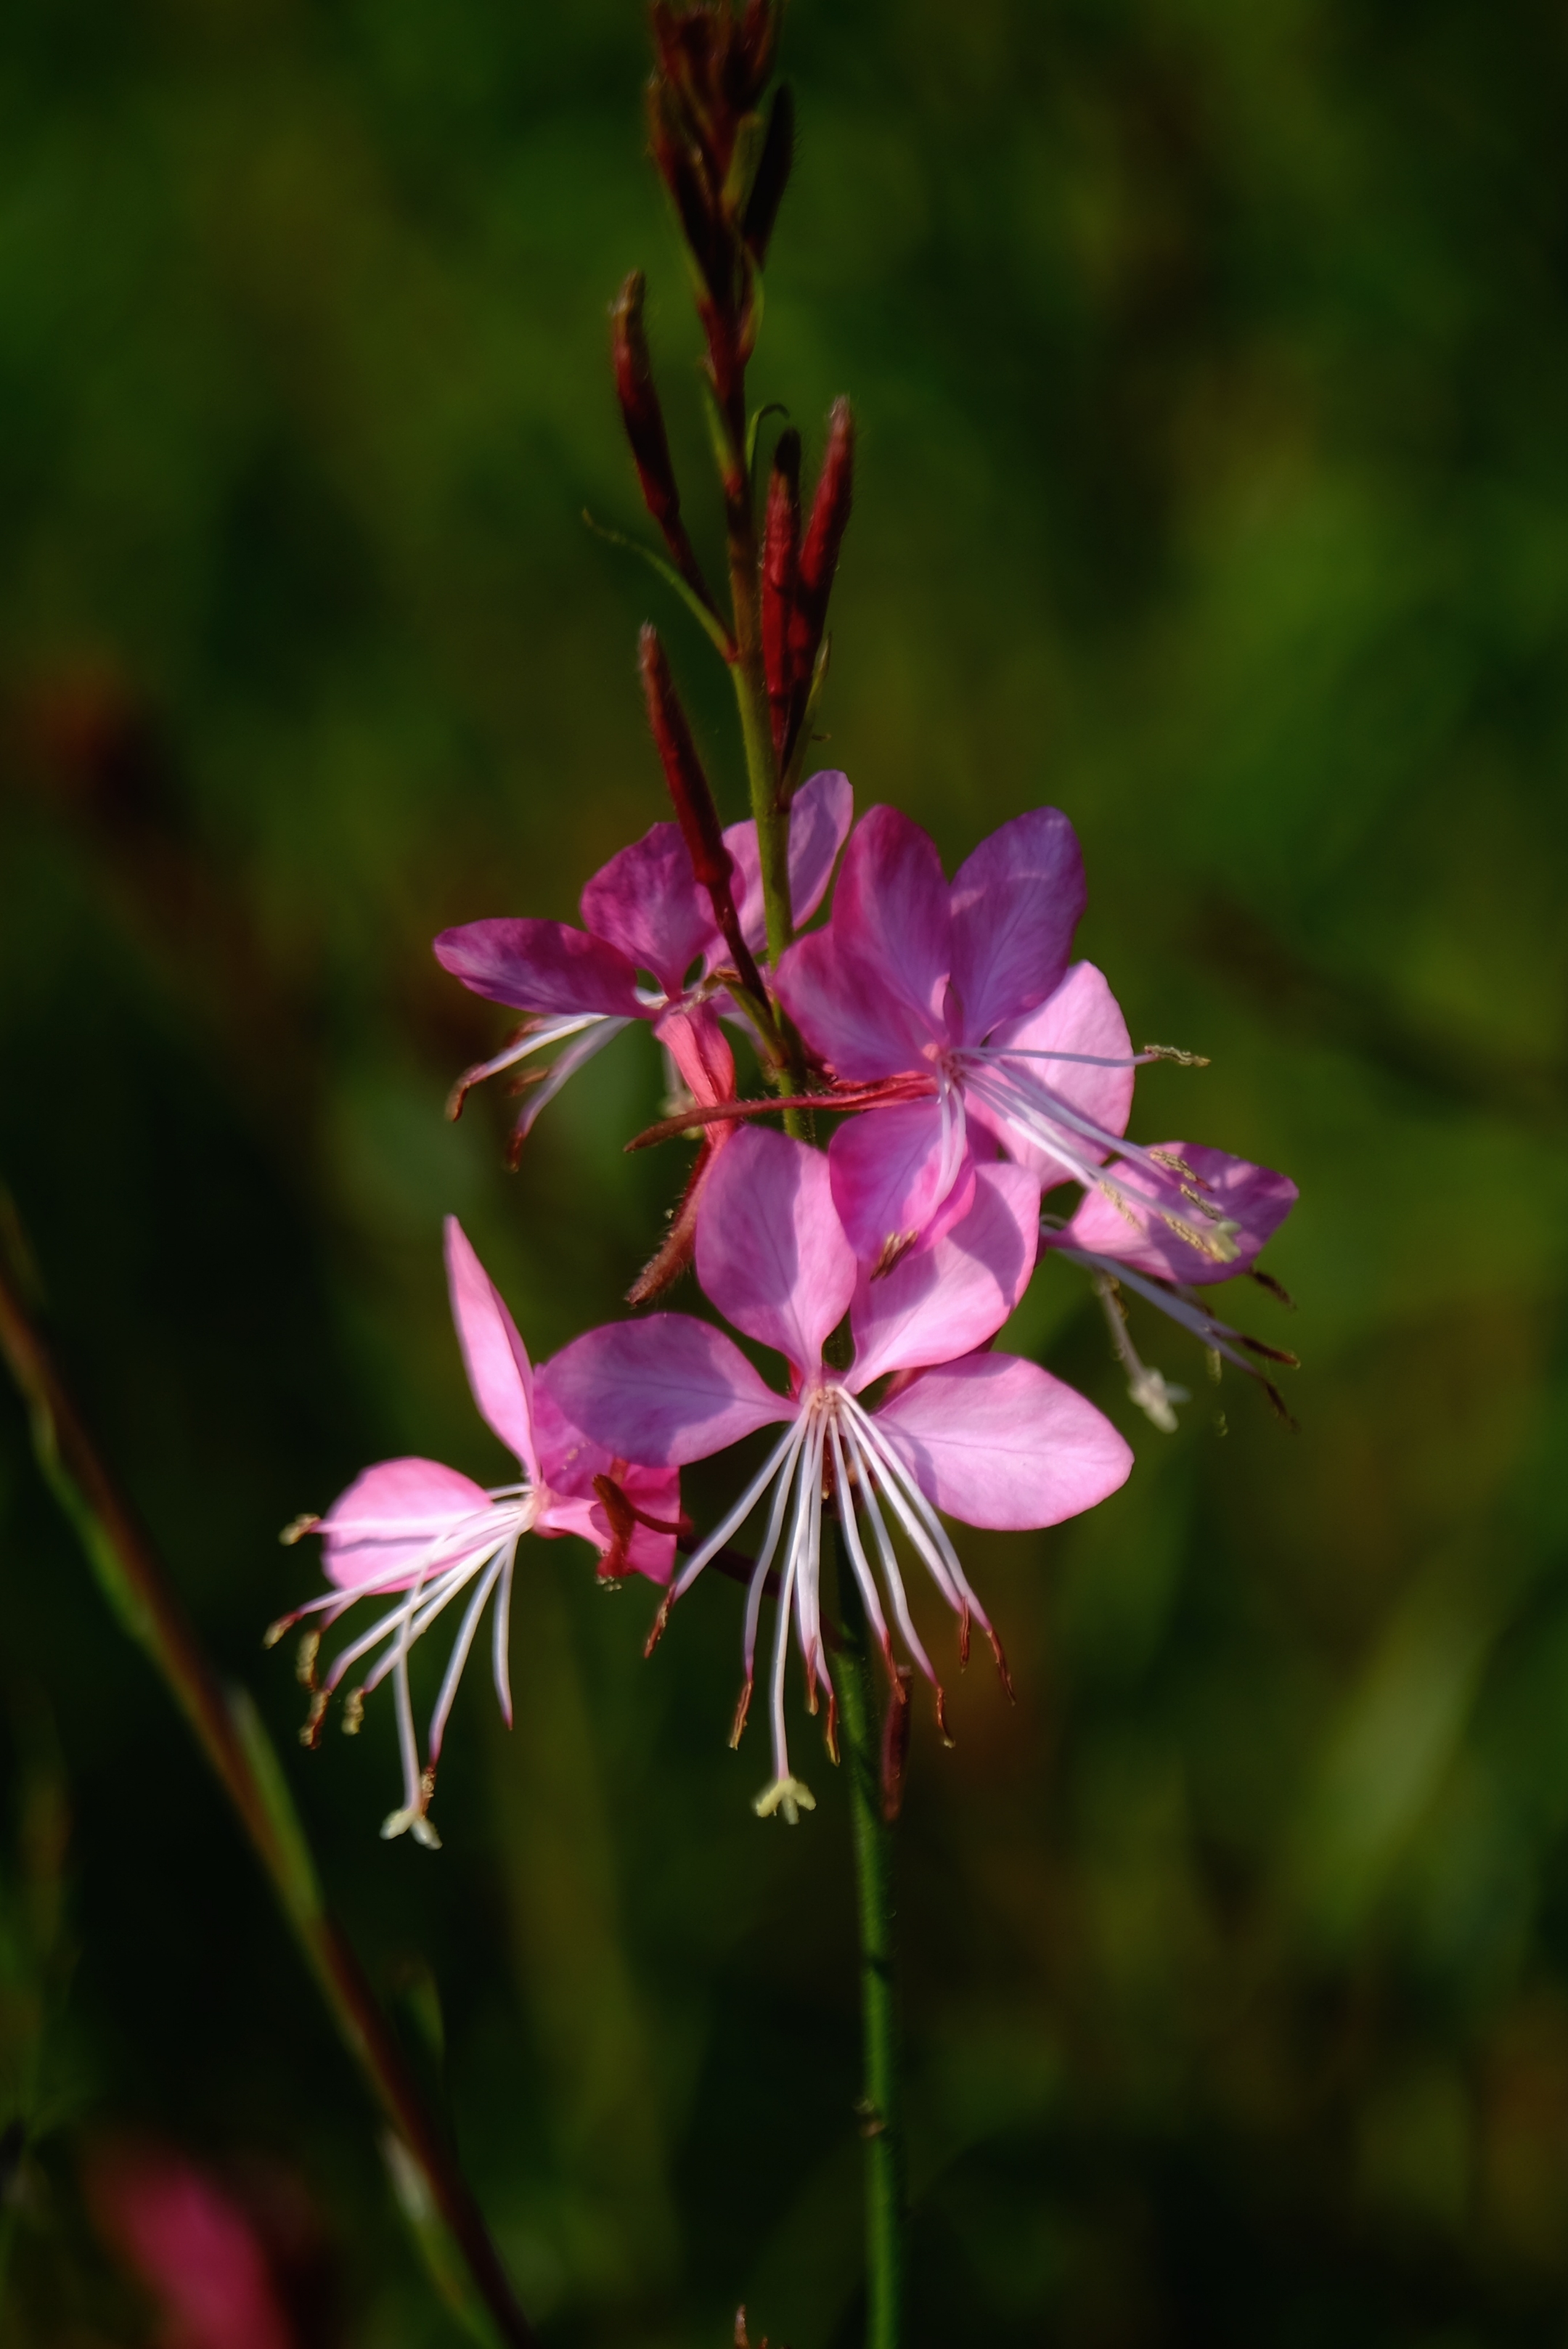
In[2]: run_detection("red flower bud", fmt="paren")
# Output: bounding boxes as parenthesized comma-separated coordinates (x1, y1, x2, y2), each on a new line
(612, 272, 680, 531)
(788, 398, 855, 688)
(761, 427, 801, 754)
(742, 83, 793, 264)
(639, 627, 768, 1006)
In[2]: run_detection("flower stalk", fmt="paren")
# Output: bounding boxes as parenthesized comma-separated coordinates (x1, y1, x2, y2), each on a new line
(833, 1524, 907, 2349)
(0, 1212, 538, 2349)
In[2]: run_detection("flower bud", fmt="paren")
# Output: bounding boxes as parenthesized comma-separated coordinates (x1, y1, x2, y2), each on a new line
(639, 626, 768, 1004)
(761, 426, 801, 749)
(612, 272, 681, 531)
(790, 398, 855, 687)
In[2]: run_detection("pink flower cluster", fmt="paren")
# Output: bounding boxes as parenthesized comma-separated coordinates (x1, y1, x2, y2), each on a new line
(275, 784, 1296, 1840)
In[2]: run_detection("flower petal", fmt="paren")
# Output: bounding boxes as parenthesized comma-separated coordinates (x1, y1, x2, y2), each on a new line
(579, 820, 718, 997)
(850, 1163, 1041, 1388)
(949, 807, 1086, 1042)
(727, 767, 854, 957)
(828, 1097, 973, 1266)
(1053, 1142, 1298, 1283)
(444, 1217, 537, 1476)
(433, 918, 644, 1018)
(544, 1315, 791, 1468)
(695, 1126, 857, 1369)
(319, 1456, 494, 1590)
(830, 804, 953, 1030)
(874, 1353, 1132, 1529)
(655, 999, 736, 1109)
(968, 961, 1135, 1174)
(775, 806, 952, 1078)
(531, 1365, 683, 1582)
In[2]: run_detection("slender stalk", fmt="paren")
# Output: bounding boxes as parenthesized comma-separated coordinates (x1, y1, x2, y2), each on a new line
(831, 1524, 907, 2349)
(0, 1223, 538, 2349)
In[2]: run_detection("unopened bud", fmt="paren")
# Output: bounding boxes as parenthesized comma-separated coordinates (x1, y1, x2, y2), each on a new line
(612, 271, 682, 531)
(789, 399, 855, 687)
(639, 626, 768, 1003)
(761, 426, 800, 742)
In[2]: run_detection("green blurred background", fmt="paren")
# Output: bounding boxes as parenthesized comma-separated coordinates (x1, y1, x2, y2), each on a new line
(3, 0, 1567, 2340)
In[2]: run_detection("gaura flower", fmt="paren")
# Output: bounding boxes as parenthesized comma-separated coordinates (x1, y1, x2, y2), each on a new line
(547, 1126, 1132, 1823)
(269, 1217, 679, 1847)
(1043, 1141, 1300, 1428)
(434, 768, 852, 1154)
(774, 806, 1262, 1278)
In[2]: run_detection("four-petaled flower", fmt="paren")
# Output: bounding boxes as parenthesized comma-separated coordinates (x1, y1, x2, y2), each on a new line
(271, 1217, 679, 1847)
(434, 769, 852, 1153)
(547, 1127, 1132, 1823)
(775, 805, 1269, 1279)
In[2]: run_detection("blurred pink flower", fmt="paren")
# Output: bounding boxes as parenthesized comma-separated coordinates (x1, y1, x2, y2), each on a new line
(434, 769, 851, 1151)
(775, 805, 1278, 1280)
(547, 1127, 1131, 1821)
(88, 2143, 294, 2349)
(271, 1217, 679, 1847)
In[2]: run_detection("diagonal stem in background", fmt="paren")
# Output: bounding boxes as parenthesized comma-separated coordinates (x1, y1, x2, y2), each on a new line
(0, 1206, 539, 2349)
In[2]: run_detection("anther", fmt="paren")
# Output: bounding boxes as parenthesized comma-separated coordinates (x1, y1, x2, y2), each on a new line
(1140, 1044, 1210, 1067)
(730, 1680, 754, 1749)
(754, 1775, 816, 1825)
(279, 1513, 319, 1547)
(299, 1689, 330, 1749)
(295, 1627, 321, 1689)
(342, 1687, 365, 1736)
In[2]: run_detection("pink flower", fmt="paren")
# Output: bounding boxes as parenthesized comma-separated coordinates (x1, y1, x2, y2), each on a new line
(271, 1217, 679, 1847)
(775, 806, 1273, 1279)
(434, 769, 852, 1152)
(547, 1127, 1131, 1822)
(1043, 1142, 1299, 1429)
(88, 2142, 294, 2349)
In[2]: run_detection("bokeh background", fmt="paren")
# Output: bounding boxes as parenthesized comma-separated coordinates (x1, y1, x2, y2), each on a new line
(3, 0, 1567, 2341)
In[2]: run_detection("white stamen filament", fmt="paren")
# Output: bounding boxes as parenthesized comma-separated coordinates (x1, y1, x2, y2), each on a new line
(673, 1378, 1003, 1823)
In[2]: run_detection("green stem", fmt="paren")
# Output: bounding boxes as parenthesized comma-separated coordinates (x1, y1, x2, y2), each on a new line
(0, 1221, 537, 2349)
(832, 1528, 907, 2349)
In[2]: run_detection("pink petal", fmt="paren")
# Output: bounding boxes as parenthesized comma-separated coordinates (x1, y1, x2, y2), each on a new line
(542, 1315, 791, 1467)
(828, 1097, 973, 1266)
(1053, 1142, 1298, 1283)
(579, 820, 719, 997)
(433, 917, 644, 1018)
(949, 807, 1086, 1042)
(531, 1368, 683, 1584)
(831, 805, 953, 1031)
(695, 1125, 857, 1369)
(849, 1163, 1041, 1388)
(655, 999, 736, 1108)
(727, 767, 854, 957)
(319, 1456, 494, 1590)
(875, 1353, 1133, 1529)
(444, 1217, 537, 1475)
(969, 961, 1135, 1175)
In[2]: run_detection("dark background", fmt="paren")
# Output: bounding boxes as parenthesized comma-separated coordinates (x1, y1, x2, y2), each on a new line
(3, 1, 1567, 2342)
